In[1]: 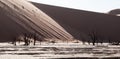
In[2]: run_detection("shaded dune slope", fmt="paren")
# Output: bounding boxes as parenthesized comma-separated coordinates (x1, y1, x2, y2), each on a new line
(0, 0, 73, 42)
(32, 2, 120, 42)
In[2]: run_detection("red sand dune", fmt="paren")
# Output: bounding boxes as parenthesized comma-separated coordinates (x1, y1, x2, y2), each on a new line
(32, 2, 120, 42)
(0, 0, 120, 42)
(0, 0, 73, 42)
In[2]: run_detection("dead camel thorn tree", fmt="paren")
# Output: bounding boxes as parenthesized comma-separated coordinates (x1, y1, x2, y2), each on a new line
(89, 31, 98, 46)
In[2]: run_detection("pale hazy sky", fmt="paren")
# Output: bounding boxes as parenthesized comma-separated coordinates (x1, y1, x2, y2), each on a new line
(29, 0, 120, 13)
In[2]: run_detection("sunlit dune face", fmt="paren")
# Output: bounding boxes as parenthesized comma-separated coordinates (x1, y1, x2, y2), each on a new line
(0, 0, 74, 41)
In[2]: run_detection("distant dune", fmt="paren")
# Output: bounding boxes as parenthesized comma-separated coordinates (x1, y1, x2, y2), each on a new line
(108, 9, 120, 16)
(32, 2, 120, 42)
(0, 0, 73, 42)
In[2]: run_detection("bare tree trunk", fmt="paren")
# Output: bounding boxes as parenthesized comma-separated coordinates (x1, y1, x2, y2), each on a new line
(109, 39, 111, 44)
(33, 33, 37, 45)
(34, 39, 36, 45)
(92, 40, 95, 45)
(88, 40, 90, 45)
(12, 37, 17, 46)
(89, 31, 97, 46)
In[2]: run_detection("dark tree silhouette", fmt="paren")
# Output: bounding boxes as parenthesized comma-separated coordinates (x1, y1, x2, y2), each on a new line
(87, 40, 90, 45)
(33, 33, 36, 45)
(51, 40, 55, 44)
(89, 31, 97, 45)
(24, 33, 29, 46)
